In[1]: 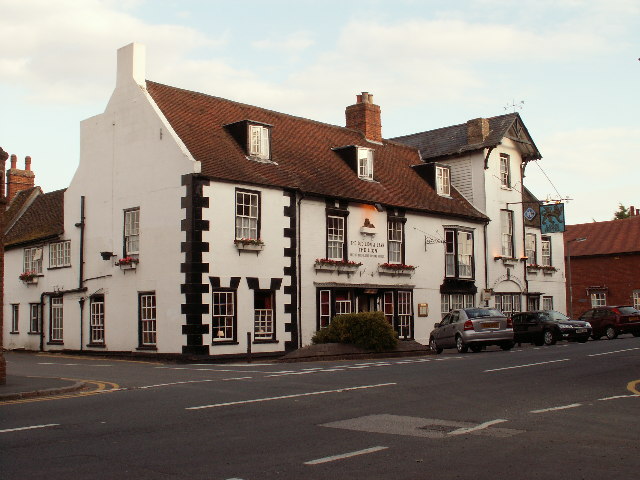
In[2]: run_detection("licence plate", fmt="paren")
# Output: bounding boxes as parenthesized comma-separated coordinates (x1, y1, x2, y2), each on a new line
(575, 328, 587, 333)
(482, 322, 500, 329)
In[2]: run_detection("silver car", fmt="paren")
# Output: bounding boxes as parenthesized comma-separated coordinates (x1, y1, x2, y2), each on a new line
(429, 308, 514, 353)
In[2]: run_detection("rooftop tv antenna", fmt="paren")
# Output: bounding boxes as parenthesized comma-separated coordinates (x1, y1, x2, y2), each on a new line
(504, 100, 524, 112)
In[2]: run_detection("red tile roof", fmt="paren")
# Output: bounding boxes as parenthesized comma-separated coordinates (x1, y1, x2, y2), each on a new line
(564, 215, 640, 256)
(4, 189, 65, 248)
(146, 81, 487, 222)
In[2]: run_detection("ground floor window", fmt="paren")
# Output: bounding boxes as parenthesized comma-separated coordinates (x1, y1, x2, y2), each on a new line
(11, 304, 19, 333)
(542, 296, 554, 311)
(138, 292, 157, 347)
(29, 303, 40, 333)
(527, 296, 540, 311)
(50, 297, 63, 342)
(494, 293, 521, 315)
(90, 295, 105, 345)
(441, 294, 474, 318)
(254, 290, 275, 341)
(633, 290, 640, 310)
(590, 292, 606, 307)
(316, 287, 413, 339)
(212, 290, 236, 343)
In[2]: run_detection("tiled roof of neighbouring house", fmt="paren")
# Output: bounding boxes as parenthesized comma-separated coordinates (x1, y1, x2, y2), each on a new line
(145, 81, 488, 222)
(4, 188, 65, 248)
(390, 113, 541, 161)
(565, 215, 640, 256)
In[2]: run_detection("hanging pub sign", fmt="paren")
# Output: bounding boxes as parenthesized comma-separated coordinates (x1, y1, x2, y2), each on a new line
(540, 203, 566, 233)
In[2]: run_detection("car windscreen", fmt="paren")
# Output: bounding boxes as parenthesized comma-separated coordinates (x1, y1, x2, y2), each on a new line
(617, 306, 640, 315)
(543, 311, 570, 322)
(465, 308, 505, 319)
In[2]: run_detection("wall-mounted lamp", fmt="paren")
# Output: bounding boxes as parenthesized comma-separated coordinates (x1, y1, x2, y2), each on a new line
(374, 203, 383, 212)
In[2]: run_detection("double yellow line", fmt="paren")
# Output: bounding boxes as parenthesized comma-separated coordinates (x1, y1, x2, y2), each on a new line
(0, 379, 120, 406)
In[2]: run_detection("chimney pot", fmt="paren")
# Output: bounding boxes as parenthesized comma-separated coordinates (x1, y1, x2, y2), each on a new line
(25, 156, 31, 171)
(10, 154, 17, 169)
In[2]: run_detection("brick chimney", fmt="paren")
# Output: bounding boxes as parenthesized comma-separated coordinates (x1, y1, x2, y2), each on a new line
(345, 92, 382, 142)
(6, 154, 36, 202)
(467, 118, 490, 144)
(0, 147, 8, 200)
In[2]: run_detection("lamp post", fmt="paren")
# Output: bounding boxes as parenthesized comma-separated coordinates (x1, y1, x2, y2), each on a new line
(566, 237, 587, 318)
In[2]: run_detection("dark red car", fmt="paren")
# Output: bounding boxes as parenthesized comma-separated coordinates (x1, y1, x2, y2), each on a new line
(578, 306, 640, 340)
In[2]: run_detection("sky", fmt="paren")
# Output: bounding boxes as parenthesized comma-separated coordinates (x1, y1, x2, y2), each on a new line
(1, 0, 638, 225)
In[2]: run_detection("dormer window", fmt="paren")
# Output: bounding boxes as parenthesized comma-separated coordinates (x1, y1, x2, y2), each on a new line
(358, 148, 374, 180)
(436, 165, 451, 196)
(249, 125, 270, 160)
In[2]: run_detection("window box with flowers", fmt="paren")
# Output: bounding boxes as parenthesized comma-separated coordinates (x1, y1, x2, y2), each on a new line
(526, 264, 557, 275)
(19, 271, 39, 285)
(234, 238, 264, 253)
(314, 258, 362, 274)
(378, 263, 416, 276)
(494, 255, 517, 266)
(115, 257, 139, 270)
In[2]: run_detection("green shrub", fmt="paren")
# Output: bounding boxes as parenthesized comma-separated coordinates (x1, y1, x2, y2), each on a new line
(311, 311, 398, 352)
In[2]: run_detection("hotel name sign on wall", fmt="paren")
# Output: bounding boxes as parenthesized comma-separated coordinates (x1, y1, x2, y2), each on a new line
(349, 240, 387, 260)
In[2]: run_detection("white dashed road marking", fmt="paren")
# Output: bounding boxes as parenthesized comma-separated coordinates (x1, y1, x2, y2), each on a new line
(304, 446, 388, 465)
(0, 424, 59, 434)
(530, 403, 582, 414)
(484, 358, 570, 372)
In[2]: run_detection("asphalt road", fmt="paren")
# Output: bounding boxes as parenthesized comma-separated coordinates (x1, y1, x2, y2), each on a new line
(1, 337, 639, 480)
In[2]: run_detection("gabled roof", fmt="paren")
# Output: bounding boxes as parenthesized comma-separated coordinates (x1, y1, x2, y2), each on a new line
(4, 189, 66, 248)
(390, 113, 541, 162)
(565, 215, 640, 256)
(4, 186, 41, 233)
(146, 81, 487, 222)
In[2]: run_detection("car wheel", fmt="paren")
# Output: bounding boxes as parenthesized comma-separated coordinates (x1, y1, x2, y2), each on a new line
(500, 341, 514, 351)
(455, 335, 468, 353)
(605, 326, 618, 340)
(470, 344, 483, 353)
(543, 330, 557, 346)
(429, 337, 443, 354)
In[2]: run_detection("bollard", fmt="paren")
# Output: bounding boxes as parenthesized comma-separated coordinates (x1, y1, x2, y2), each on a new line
(246, 332, 252, 363)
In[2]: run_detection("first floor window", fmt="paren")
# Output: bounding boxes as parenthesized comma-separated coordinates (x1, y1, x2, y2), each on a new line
(590, 292, 606, 307)
(441, 294, 475, 317)
(50, 240, 71, 268)
(541, 236, 551, 266)
(543, 296, 554, 311)
(525, 233, 537, 265)
(90, 296, 105, 345)
(501, 210, 514, 257)
(500, 153, 511, 187)
(633, 291, 640, 310)
(124, 208, 140, 256)
(494, 293, 521, 315)
(50, 297, 63, 342)
(139, 293, 156, 346)
(212, 290, 236, 342)
(387, 219, 403, 264)
(327, 215, 345, 260)
(445, 229, 474, 278)
(254, 290, 275, 341)
(30, 304, 40, 333)
(235, 189, 260, 240)
(23, 247, 43, 274)
(11, 304, 19, 333)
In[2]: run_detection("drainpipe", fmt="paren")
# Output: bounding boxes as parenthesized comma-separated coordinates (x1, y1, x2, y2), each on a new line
(75, 196, 86, 350)
(296, 190, 304, 349)
(483, 222, 490, 307)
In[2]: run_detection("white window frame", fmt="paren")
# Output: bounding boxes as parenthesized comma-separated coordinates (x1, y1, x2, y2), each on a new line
(50, 297, 63, 342)
(29, 303, 40, 334)
(357, 148, 374, 180)
(50, 240, 71, 268)
(445, 229, 474, 279)
(11, 304, 19, 333)
(124, 208, 140, 256)
(139, 293, 156, 346)
(397, 290, 413, 339)
(249, 125, 270, 160)
(235, 190, 259, 241)
(436, 165, 451, 196)
(23, 247, 43, 275)
(542, 296, 554, 311)
(495, 293, 521, 315)
(501, 210, 514, 257)
(441, 294, 474, 318)
(525, 233, 537, 265)
(541, 236, 551, 266)
(387, 219, 403, 264)
(212, 291, 235, 342)
(500, 153, 511, 188)
(327, 215, 345, 261)
(90, 297, 105, 345)
(633, 291, 640, 310)
(253, 290, 275, 342)
(590, 292, 606, 307)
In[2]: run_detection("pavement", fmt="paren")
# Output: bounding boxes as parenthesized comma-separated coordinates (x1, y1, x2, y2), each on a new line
(0, 341, 431, 400)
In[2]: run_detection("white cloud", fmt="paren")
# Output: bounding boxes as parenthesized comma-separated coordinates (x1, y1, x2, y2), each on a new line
(251, 31, 315, 54)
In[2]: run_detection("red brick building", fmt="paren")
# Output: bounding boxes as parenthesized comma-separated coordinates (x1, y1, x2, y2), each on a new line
(564, 211, 640, 318)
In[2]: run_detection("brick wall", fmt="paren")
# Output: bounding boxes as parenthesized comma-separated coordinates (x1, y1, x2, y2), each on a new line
(345, 92, 382, 142)
(567, 253, 640, 317)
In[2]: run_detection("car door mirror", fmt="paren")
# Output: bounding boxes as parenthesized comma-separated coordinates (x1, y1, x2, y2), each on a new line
(434, 322, 441, 328)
